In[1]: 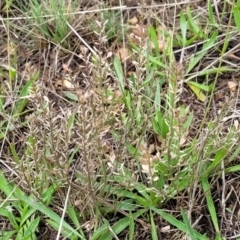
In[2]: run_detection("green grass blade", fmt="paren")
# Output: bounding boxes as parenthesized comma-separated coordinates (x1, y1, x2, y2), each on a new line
(47, 219, 79, 240)
(208, 1, 216, 25)
(152, 111, 169, 139)
(99, 218, 129, 240)
(150, 210, 158, 240)
(154, 81, 161, 111)
(188, 81, 213, 92)
(68, 112, 76, 130)
(98, 209, 146, 240)
(229, 144, 240, 162)
(181, 208, 197, 239)
(233, 5, 240, 32)
(188, 82, 206, 101)
(180, 12, 188, 46)
(187, 32, 217, 73)
(186, 67, 235, 81)
(114, 56, 124, 91)
(151, 207, 209, 240)
(23, 217, 40, 238)
(186, 6, 201, 35)
(148, 55, 166, 68)
(0, 170, 14, 196)
(0, 96, 4, 112)
(13, 71, 39, 116)
(63, 91, 78, 101)
(9, 144, 20, 164)
(67, 206, 80, 228)
(117, 199, 138, 211)
(1, 231, 17, 240)
(19, 207, 36, 227)
(205, 147, 228, 177)
(91, 221, 109, 240)
(201, 177, 220, 235)
(128, 211, 134, 240)
(40, 184, 57, 205)
(225, 164, 240, 174)
(0, 207, 19, 230)
(15, 193, 85, 239)
(148, 26, 160, 54)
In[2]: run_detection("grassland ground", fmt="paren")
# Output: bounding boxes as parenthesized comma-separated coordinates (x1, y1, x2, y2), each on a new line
(1, 0, 240, 239)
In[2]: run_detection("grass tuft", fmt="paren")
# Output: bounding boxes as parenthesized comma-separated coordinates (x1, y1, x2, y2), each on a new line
(1, 0, 240, 239)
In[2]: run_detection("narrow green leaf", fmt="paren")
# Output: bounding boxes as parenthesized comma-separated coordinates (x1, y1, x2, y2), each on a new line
(134, 184, 152, 202)
(99, 209, 146, 240)
(91, 221, 109, 240)
(0, 207, 19, 230)
(0, 171, 14, 196)
(13, 71, 39, 116)
(185, 33, 201, 46)
(15, 194, 85, 239)
(67, 206, 81, 228)
(187, 32, 217, 73)
(9, 67, 17, 79)
(117, 199, 138, 211)
(188, 83, 206, 102)
(151, 207, 209, 240)
(40, 184, 57, 205)
(15, 227, 24, 240)
(148, 55, 166, 68)
(152, 111, 169, 138)
(1, 230, 17, 240)
(181, 208, 197, 239)
(114, 56, 124, 90)
(9, 144, 20, 164)
(152, 117, 161, 135)
(0, 96, 4, 112)
(187, 67, 235, 81)
(69, 146, 80, 164)
(63, 91, 78, 101)
(201, 177, 220, 234)
(3, 0, 14, 10)
(0, 207, 12, 218)
(233, 5, 240, 32)
(205, 147, 228, 177)
(123, 90, 132, 111)
(158, 112, 169, 138)
(180, 12, 188, 45)
(47, 219, 79, 240)
(112, 188, 137, 199)
(129, 212, 134, 240)
(142, 70, 154, 86)
(229, 144, 240, 162)
(68, 112, 76, 129)
(23, 217, 40, 238)
(150, 210, 158, 240)
(126, 143, 140, 156)
(186, 6, 200, 35)
(208, 1, 216, 25)
(136, 195, 151, 207)
(171, 176, 192, 193)
(19, 207, 36, 227)
(188, 81, 213, 92)
(183, 111, 193, 130)
(149, 26, 160, 53)
(225, 164, 240, 174)
(154, 82, 161, 111)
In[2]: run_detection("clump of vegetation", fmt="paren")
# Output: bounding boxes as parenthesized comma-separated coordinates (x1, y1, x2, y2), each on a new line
(1, 0, 240, 239)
